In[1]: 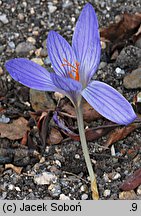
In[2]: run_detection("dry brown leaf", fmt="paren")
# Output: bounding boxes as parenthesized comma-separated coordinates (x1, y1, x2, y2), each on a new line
(100, 13, 141, 43)
(61, 99, 101, 122)
(100, 13, 141, 56)
(120, 168, 141, 191)
(0, 117, 29, 140)
(104, 124, 138, 147)
(37, 111, 53, 148)
(82, 100, 102, 122)
(85, 127, 112, 142)
(47, 127, 63, 145)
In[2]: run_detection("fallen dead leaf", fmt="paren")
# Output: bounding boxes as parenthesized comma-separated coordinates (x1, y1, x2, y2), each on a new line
(82, 100, 102, 122)
(100, 13, 141, 42)
(120, 168, 141, 191)
(53, 111, 115, 142)
(104, 124, 139, 147)
(47, 127, 63, 145)
(30, 89, 55, 111)
(0, 117, 29, 140)
(60, 99, 102, 122)
(37, 111, 53, 148)
(100, 12, 141, 56)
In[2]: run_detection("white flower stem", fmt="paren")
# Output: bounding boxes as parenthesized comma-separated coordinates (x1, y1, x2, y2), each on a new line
(75, 103, 99, 200)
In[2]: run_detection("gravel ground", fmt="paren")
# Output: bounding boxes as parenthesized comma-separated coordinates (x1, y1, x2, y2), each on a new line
(1, 0, 141, 200)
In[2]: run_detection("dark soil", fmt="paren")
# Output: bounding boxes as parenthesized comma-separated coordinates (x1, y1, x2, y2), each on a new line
(0, 0, 141, 200)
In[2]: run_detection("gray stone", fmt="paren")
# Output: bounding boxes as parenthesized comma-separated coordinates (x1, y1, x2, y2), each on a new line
(30, 89, 56, 111)
(48, 183, 61, 197)
(116, 45, 141, 69)
(81, 194, 88, 200)
(0, 45, 5, 54)
(15, 42, 35, 56)
(34, 172, 57, 185)
(123, 67, 141, 89)
(0, 14, 9, 24)
(8, 41, 15, 49)
(103, 189, 111, 197)
(48, 5, 57, 14)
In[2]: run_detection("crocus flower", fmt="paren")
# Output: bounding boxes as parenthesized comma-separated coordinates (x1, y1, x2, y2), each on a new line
(5, 3, 136, 125)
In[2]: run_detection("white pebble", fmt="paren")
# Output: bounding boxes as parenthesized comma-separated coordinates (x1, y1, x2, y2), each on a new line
(115, 67, 125, 75)
(81, 194, 88, 200)
(8, 184, 15, 190)
(59, 194, 70, 200)
(55, 160, 61, 167)
(113, 172, 121, 180)
(71, 17, 76, 22)
(75, 154, 80, 159)
(15, 186, 21, 192)
(34, 172, 57, 185)
(0, 14, 9, 24)
(103, 189, 111, 197)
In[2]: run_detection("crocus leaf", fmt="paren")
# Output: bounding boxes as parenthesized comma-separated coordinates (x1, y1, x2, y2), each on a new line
(82, 80, 136, 125)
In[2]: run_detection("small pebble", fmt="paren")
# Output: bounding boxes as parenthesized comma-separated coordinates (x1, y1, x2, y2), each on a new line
(0, 115, 10, 123)
(48, 183, 61, 197)
(103, 189, 111, 197)
(55, 160, 61, 167)
(27, 37, 36, 45)
(115, 67, 125, 75)
(119, 190, 137, 200)
(34, 172, 57, 185)
(31, 58, 44, 65)
(30, 8, 35, 15)
(8, 184, 15, 190)
(59, 194, 70, 200)
(98, 61, 107, 69)
(8, 41, 15, 49)
(16, 42, 35, 56)
(137, 185, 141, 195)
(48, 5, 57, 14)
(15, 186, 21, 192)
(44, 57, 51, 65)
(80, 185, 88, 192)
(18, 13, 25, 21)
(75, 154, 80, 159)
(81, 194, 88, 200)
(71, 17, 76, 22)
(0, 14, 9, 24)
(103, 173, 111, 183)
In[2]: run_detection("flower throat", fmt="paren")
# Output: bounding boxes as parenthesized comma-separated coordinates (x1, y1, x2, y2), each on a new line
(62, 58, 80, 81)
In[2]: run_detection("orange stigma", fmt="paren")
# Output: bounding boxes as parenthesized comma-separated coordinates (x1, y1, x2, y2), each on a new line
(62, 58, 80, 81)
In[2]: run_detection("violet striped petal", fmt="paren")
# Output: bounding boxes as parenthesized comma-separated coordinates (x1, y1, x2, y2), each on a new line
(82, 81, 136, 125)
(50, 72, 82, 92)
(5, 58, 59, 92)
(47, 30, 77, 78)
(72, 3, 101, 85)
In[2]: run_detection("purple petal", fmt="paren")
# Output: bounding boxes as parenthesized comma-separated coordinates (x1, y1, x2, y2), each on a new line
(5, 58, 59, 91)
(82, 81, 136, 125)
(51, 73, 82, 105)
(50, 72, 82, 92)
(47, 30, 76, 78)
(72, 3, 101, 85)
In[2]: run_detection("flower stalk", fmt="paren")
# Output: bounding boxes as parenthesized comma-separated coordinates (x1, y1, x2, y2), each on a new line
(75, 102, 99, 200)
